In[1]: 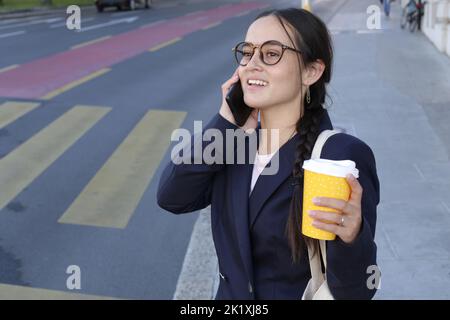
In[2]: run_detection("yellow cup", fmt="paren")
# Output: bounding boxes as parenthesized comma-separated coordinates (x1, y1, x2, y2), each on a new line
(301, 159, 359, 240)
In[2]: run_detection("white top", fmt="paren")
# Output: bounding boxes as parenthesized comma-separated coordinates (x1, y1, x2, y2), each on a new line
(250, 149, 277, 195)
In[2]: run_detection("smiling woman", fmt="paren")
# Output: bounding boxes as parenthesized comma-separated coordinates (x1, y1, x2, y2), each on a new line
(157, 7, 380, 300)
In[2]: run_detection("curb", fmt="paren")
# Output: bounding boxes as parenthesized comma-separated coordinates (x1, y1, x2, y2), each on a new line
(173, 206, 218, 300)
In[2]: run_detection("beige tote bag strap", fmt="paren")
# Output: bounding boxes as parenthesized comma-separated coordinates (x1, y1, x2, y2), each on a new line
(306, 240, 327, 282)
(319, 240, 327, 269)
(306, 240, 324, 288)
(311, 129, 342, 160)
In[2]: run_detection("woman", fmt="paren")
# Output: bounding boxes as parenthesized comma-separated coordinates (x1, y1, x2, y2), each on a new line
(157, 8, 380, 300)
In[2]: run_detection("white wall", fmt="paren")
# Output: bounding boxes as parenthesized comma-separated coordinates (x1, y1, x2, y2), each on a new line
(422, 0, 450, 57)
(447, 3, 450, 54)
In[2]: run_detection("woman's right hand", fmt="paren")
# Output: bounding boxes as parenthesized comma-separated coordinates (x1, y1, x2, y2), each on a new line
(219, 68, 259, 133)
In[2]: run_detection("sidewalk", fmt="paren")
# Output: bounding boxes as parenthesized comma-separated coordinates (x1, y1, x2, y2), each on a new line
(326, 0, 450, 299)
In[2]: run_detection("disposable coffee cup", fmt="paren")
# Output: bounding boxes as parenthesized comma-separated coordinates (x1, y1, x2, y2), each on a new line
(301, 159, 359, 240)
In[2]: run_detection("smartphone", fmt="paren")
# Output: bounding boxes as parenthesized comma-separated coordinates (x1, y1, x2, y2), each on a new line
(225, 80, 253, 127)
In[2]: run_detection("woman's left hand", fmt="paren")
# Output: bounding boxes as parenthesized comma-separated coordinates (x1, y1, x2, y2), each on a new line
(308, 174, 363, 244)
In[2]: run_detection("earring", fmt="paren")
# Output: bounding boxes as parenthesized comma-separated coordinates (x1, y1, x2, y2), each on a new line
(306, 87, 311, 104)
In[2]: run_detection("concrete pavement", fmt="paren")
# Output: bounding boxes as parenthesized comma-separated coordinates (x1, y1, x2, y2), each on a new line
(326, 0, 450, 299)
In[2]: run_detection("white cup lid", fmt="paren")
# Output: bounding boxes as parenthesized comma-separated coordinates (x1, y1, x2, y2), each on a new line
(302, 159, 359, 178)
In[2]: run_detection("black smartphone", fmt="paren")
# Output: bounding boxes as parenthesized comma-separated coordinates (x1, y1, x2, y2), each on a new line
(225, 80, 253, 127)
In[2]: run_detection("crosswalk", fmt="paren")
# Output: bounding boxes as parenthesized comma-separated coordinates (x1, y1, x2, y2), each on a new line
(0, 100, 186, 229)
(58, 109, 186, 228)
(0, 101, 40, 129)
(0, 100, 186, 299)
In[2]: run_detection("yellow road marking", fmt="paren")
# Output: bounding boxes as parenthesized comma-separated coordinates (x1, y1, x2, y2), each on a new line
(0, 101, 40, 129)
(0, 284, 119, 300)
(41, 68, 111, 100)
(59, 109, 186, 229)
(71, 35, 112, 50)
(201, 21, 222, 31)
(149, 37, 182, 52)
(0, 64, 19, 73)
(0, 105, 111, 211)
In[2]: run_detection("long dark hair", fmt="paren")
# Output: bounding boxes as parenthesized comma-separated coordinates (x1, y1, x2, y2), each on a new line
(253, 8, 333, 263)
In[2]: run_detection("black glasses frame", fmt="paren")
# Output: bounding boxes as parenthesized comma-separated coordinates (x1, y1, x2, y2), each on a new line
(232, 40, 302, 66)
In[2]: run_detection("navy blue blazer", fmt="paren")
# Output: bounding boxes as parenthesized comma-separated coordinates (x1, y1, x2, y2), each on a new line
(157, 110, 380, 300)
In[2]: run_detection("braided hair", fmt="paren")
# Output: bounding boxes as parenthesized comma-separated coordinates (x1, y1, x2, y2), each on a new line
(254, 8, 333, 263)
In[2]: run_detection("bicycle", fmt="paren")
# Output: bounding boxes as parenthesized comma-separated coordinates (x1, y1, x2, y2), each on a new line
(401, 0, 427, 32)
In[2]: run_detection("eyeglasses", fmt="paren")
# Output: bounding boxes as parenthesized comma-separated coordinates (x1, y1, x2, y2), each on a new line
(232, 40, 302, 66)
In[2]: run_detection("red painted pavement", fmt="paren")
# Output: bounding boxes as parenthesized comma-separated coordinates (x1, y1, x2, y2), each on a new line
(0, 1, 269, 99)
